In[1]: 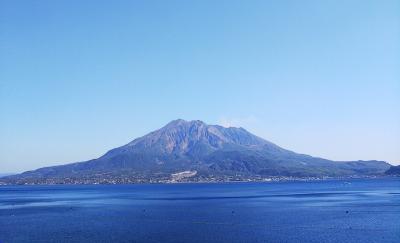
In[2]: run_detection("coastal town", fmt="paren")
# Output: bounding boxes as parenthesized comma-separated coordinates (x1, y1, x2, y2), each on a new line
(0, 170, 391, 186)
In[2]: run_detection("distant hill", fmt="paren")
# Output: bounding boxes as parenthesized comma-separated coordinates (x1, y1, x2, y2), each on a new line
(1, 119, 391, 184)
(385, 165, 400, 175)
(0, 173, 15, 178)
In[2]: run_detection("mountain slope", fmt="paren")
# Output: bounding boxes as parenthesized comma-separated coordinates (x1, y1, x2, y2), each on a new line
(1, 119, 391, 184)
(385, 165, 400, 175)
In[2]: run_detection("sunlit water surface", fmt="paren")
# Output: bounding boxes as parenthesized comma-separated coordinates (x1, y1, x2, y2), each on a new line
(0, 178, 399, 242)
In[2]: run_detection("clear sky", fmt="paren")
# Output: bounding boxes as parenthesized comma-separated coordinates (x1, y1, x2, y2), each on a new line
(1, 0, 399, 172)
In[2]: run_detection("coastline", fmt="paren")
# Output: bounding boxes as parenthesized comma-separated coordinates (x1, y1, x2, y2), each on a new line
(1, 174, 397, 186)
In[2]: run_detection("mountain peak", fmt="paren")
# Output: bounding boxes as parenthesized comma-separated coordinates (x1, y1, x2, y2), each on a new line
(118, 119, 270, 157)
(167, 118, 186, 125)
(166, 119, 207, 127)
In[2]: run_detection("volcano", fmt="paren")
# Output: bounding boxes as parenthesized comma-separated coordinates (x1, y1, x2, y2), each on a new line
(2, 119, 391, 184)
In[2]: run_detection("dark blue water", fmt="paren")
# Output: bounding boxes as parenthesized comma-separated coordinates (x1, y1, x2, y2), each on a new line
(0, 178, 399, 243)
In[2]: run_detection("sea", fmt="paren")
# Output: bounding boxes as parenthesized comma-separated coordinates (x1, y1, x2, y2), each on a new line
(0, 178, 399, 243)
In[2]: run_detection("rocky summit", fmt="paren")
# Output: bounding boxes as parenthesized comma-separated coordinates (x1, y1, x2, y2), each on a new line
(1, 119, 392, 184)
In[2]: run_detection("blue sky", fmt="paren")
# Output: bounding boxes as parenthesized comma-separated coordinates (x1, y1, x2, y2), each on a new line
(1, 0, 399, 172)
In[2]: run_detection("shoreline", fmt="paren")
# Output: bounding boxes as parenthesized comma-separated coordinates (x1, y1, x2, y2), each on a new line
(1, 175, 398, 187)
